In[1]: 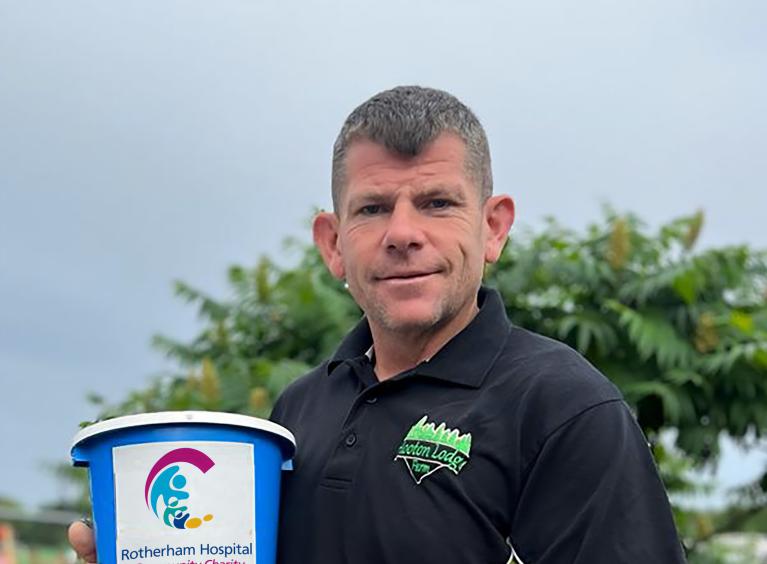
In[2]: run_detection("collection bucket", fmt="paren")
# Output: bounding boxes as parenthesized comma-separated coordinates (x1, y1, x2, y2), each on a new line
(71, 411, 296, 564)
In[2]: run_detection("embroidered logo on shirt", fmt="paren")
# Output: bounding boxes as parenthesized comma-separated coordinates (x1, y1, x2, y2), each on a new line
(394, 415, 472, 484)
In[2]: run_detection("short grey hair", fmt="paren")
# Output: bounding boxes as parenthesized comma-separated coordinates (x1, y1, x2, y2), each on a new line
(331, 86, 493, 212)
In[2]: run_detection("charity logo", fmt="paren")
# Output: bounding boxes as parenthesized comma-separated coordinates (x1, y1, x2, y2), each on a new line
(144, 447, 216, 530)
(394, 415, 472, 485)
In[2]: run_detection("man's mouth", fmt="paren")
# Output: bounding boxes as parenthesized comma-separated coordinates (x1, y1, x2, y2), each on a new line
(375, 271, 440, 282)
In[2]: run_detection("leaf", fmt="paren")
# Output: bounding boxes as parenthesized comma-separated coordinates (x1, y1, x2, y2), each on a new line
(249, 387, 270, 413)
(218, 361, 252, 411)
(694, 312, 719, 353)
(671, 267, 700, 305)
(557, 311, 618, 355)
(85, 392, 105, 405)
(228, 265, 246, 285)
(753, 348, 767, 369)
(618, 267, 678, 306)
(699, 344, 751, 375)
(607, 301, 695, 369)
(607, 217, 631, 270)
(200, 358, 221, 405)
(173, 280, 229, 322)
(255, 257, 273, 302)
(674, 426, 719, 462)
(683, 210, 704, 250)
(663, 369, 704, 388)
(730, 311, 755, 335)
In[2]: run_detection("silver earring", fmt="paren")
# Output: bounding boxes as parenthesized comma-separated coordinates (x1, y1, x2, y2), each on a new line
(343, 281, 349, 290)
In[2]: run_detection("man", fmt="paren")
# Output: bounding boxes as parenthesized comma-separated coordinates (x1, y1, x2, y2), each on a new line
(69, 86, 685, 563)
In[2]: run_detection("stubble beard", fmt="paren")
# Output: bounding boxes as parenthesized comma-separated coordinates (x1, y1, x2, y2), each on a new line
(369, 295, 452, 337)
(361, 277, 478, 341)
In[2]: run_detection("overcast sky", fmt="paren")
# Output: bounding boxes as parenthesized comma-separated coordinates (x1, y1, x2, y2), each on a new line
(1, 0, 765, 510)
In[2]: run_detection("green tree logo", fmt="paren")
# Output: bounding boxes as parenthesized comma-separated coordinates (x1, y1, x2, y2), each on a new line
(395, 416, 472, 484)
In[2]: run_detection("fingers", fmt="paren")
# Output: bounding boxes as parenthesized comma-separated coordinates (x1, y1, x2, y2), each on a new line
(68, 520, 98, 563)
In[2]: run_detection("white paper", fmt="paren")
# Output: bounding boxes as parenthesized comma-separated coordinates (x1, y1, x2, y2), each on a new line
(113, 441, 256, 564)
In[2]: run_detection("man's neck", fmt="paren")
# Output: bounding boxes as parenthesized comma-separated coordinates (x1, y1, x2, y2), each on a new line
(369, 302, 480, 381)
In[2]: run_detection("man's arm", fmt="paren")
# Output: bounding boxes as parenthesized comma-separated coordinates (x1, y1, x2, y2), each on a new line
(510, 400, 686, 563)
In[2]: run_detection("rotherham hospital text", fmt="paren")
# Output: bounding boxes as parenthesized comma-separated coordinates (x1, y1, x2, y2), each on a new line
(120, 543, 254, 561)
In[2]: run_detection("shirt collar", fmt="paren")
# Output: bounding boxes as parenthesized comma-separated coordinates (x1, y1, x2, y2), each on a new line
(327, 286, 512, 389)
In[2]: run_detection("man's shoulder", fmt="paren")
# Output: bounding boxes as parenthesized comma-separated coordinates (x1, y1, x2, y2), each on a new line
(482, 325, 634, 476)
(493, 325, 625, 430)
(501, 325, 620, 394)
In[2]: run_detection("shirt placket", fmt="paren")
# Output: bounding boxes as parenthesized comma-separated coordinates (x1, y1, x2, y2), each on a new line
(319, 363, 381, 489)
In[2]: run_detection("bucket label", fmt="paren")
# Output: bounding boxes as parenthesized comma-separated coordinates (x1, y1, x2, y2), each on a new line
(114, 441, 256, 564)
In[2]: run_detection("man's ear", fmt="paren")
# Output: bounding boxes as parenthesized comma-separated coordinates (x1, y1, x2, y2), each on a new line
(313, 211, 345, 279)
(483, 195, 515, 263)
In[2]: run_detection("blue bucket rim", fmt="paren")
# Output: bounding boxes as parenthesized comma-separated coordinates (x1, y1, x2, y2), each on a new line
(71, 411, 296, 456)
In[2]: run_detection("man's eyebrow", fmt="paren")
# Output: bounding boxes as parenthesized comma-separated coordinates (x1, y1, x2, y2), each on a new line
(342, 190, 390, 216)
(346, 190, 391, 208)
(418, 185, 467, 201)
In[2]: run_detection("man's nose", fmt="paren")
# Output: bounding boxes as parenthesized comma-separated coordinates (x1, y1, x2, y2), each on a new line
(382, 203, 426, 254)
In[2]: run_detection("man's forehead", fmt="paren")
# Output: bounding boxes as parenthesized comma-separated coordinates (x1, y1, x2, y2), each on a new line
(345, 132, 467, 168)
(343, 134, 469, 187)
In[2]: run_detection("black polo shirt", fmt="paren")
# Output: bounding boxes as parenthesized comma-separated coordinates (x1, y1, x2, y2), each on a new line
(269, 288, 685, 564)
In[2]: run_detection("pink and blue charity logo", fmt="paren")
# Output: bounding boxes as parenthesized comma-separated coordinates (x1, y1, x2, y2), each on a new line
(144, 447, 215, 530)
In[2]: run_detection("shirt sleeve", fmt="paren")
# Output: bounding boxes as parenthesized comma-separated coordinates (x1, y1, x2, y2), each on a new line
(509, 400, 686, 563)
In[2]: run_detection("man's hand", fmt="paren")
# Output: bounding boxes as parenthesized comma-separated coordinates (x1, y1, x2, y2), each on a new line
(68, 520, 98, 563)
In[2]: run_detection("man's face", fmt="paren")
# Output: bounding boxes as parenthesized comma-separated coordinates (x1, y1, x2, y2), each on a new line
(315, 132, 512, 336)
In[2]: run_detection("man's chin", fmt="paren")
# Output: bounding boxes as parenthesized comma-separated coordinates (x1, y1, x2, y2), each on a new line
(373, 305, 444, 335)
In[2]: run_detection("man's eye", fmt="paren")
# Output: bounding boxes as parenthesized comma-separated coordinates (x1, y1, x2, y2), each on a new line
(360, 204, 382, 215)
(428, 199, 451, 209)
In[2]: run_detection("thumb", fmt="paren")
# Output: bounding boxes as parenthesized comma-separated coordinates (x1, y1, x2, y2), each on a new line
(68, 520, 98, 563)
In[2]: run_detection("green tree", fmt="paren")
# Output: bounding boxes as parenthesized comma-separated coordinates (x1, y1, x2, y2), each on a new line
(74, 210, 766, 560)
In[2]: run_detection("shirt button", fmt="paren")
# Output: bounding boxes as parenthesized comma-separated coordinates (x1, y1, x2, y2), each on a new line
(365, 396, 378, 404)
(345, 433, 357, 447)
